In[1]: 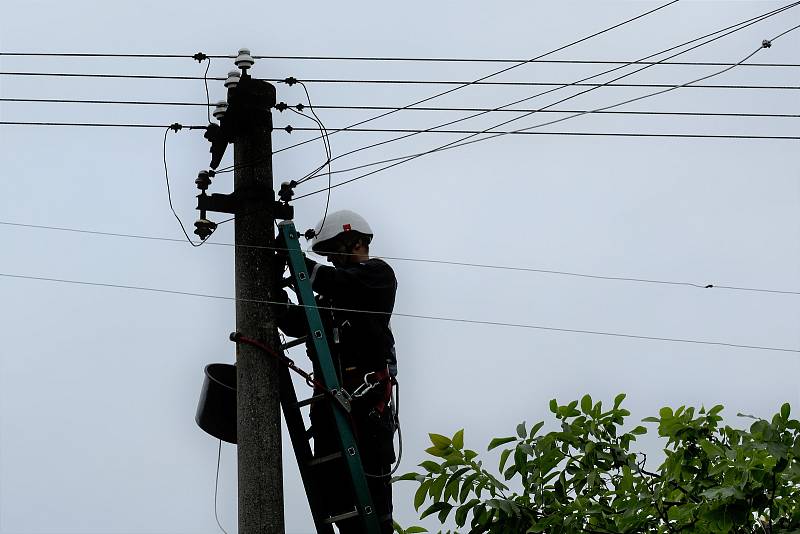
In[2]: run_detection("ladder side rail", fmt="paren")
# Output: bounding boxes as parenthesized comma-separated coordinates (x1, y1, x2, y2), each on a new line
(278, 366, 335, 534)
(278, 221, 380, 534)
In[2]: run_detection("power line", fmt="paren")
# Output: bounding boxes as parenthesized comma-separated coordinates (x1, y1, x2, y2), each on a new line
(6, 72, 798, 91)
(4, 51, 800, 67)
(284, 80, 800, 91)
(2, 220, 798, 296)
(298, 105, 800, 120)
(297, 16, 800, 191)
(0, 71, 227, 80)
(274, 1, 800, 165)
(5, 98, 798, 121)
(2, 271, 796, 353)
(2, 121, 794, 140)
(287, 2, 799, 186)
(0, 121, 206, 128)
(0, 97, 211, 106)
(0, 52, 231, 59)
(268, 0, 682, 161)
(282, 126, 799, 140)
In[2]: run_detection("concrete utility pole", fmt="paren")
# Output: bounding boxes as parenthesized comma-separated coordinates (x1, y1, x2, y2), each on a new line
(230, 52, 284, 533)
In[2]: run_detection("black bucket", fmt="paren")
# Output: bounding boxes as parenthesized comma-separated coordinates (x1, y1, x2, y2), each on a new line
(196, 363, 237, 444)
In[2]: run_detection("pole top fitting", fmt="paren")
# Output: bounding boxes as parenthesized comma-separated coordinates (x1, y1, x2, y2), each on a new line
(235, 48, 255, 71)
(212, 100, 228, 121)
(224, 70, 241, 88)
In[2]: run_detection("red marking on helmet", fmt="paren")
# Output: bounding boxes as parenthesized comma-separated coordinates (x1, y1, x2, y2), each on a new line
(342, 224, 352, 231)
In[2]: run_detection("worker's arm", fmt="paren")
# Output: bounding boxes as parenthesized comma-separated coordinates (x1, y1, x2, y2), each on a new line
(304, 257, 396, 301)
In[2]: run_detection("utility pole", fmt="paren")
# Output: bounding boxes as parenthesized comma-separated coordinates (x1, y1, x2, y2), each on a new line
(232, 55, 284, 533)
(196, 49, 288, 533)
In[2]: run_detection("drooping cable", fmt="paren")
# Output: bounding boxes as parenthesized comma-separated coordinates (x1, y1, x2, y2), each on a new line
(297, 80, 334, 234)
(203, 58, 212, 123)
(163, 126, 212, 247)
(214, 440, 229, 534)
(1, 272, 798, 353)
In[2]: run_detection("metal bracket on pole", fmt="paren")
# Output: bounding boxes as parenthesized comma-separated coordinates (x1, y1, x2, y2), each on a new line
(197, 192, 293, 219)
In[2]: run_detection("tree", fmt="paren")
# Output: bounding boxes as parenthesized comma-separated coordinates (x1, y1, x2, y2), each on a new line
(394, 395, 800, 533)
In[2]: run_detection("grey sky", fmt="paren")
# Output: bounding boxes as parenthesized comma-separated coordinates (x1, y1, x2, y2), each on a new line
(1, 1, 799, 532)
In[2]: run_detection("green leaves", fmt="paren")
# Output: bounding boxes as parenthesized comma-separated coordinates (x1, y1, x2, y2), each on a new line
(452, 429, 464, 450)
(429, 433, 451, 449)
(397, 396, 800, 533)
(487, 436, 516, 451)
(580, 394, 592, 414)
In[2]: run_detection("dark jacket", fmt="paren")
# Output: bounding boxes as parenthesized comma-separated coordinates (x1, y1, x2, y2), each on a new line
(277, 257, 397, 391)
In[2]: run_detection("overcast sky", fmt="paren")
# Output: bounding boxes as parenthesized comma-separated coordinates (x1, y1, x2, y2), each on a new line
(1, 1, 799, 533)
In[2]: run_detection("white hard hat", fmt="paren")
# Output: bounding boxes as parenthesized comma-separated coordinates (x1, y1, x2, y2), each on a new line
(311, 210, 373, 254)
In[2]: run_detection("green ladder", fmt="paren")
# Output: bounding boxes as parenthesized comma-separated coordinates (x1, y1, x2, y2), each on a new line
(277, 220, 381, 534)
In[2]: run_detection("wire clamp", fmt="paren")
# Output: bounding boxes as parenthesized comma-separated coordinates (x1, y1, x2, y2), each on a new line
(284, 76, 298, 86)
(762, 39, 772, 48)
(295, 103, 305, 111)
(192, 52, 208, 62)
(168, 122, 183, 132)
(274, 102, 289, 112)
(284, 125, 294, 134)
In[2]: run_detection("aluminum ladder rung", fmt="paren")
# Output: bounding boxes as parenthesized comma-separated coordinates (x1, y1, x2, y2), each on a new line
(308, 451, 342, 467)
(297, 394, 326, 408)
(324, 509, 361, 524)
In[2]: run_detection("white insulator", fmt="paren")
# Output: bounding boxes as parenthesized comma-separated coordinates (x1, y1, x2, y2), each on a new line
(224, 70, 241, 88)
(234, 48, 255, 70)
(213, 100, 228, 120)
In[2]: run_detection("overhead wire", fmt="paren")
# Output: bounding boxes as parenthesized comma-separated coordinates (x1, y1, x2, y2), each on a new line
(291, 2, 798, 185)
(0, 121, 207, 128)
(8, 71, 798, 90)
(2, 98, 800, 120)
(2, 220, 798, 296)
(282, 127, 798, 140)
(0, 271, 797, 353)
(3, 51, 800, 67)
(263, 0, 682, 161)
(277, 1, 797, 165)
(296, 10, 800, 192)
(6, 122, 791, 140)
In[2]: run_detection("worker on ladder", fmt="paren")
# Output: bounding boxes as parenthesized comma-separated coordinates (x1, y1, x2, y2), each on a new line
(275, 210, 398, 534)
